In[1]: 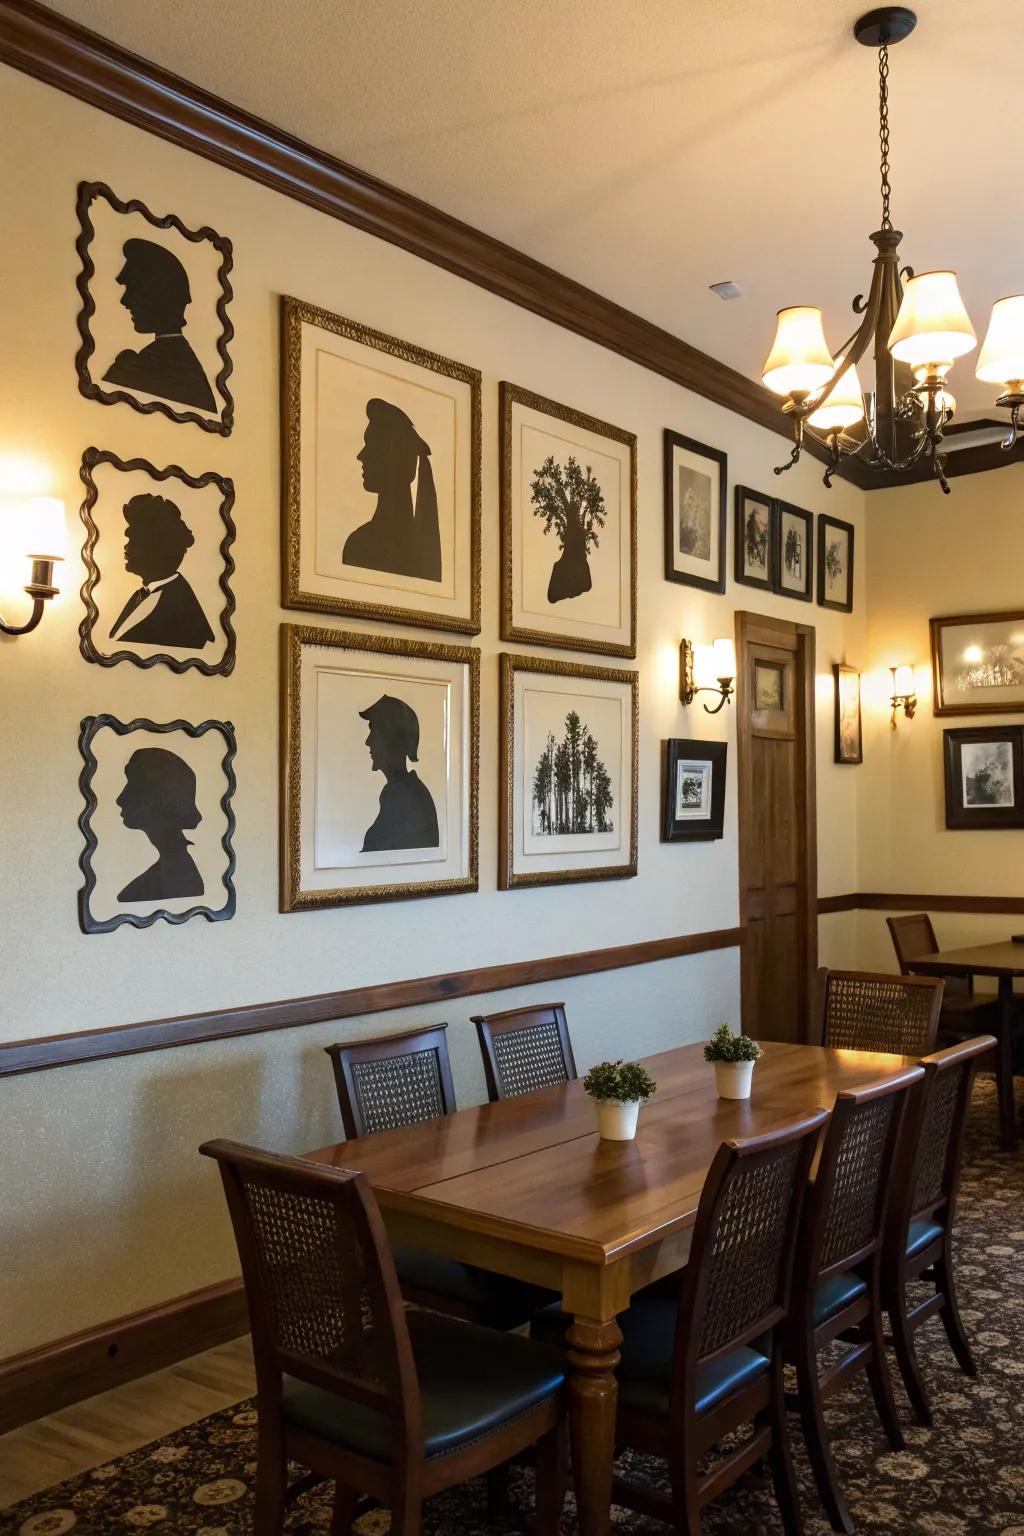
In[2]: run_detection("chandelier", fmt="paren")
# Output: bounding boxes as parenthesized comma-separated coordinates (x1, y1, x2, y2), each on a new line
(762, 7, 1024, 493)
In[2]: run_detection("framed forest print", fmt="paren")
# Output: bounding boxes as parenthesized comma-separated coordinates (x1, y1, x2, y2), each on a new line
(78, 716, 237, 934)
(281, 625, 479, 910)
(500, 384, 636, 658)
(943, 726, 1024, 830)
(499, 652, 638, 889)
(662, 738, 727, 842)
(663, 430, 727, 594)
(817, 513, 855, 613)
(79, 447, 235, 675)
(734, 485, 774, 592)
(75, 181, 233, 435)
(931, 610, 1024, 716)
(281, 297, 481, 634)
(833, 664, 863, 764)
(773, 500, 813, 602)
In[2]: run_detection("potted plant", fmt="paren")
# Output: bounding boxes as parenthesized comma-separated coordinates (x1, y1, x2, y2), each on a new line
(704, 1023, 763, 1100)
(583, 1058, 657, 1141)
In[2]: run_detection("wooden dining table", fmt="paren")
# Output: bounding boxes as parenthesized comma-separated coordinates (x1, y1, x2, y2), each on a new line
(304, 1038, 915, 1536)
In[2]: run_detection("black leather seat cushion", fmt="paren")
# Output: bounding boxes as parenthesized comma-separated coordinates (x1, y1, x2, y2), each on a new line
(393, 1243, 557, 1330)
(282, 1310, 564, 1462)
(813, 1270, 867, 1327)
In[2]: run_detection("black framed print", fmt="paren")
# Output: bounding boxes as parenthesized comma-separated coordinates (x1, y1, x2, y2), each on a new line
(281, 625, 479, 910)
(500, 384, 636, 658)
(662, 739, 727, 842)
(833, 664, 863, 764)
(663, 430, 727, 594)
(75, 182, 233, 435)
(282, 297, 481, 635)
(79, 448, 235, 675)
(773, 500, 813, 602)
(734, 486, 774, 592)
(943, 727, 1024, 830)
(78, 716, 237, 934)
(817, 513, 855, 612)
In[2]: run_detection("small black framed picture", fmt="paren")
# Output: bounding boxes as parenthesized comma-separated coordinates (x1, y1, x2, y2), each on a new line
(833, 664, 863, 765)
(734, 486, 774, 591)
(943, 726, 1024, 830)
(773, 500, 813, 602)
(661, 738, 727, 842)
(818, 514, 855, 613)
(663, 430, 727, 594)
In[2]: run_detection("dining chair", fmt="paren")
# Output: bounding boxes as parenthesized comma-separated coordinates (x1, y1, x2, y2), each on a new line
(200, 1139, 568, 1536)
(470, 1003, 577, 1102)
(785, 1065, 923, 1535)
(815, 968, 944, 1057)
(881, 1033, 995, 1426)
(324, 1025, 555, 1330)
(886, 914, 999, 1040)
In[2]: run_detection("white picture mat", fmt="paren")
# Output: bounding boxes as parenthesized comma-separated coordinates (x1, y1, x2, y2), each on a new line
(939, 618, 1024, 708)
(960, 740, 1015, 808)
(675, 760, 712, 820)
(668, 443, 720, 580)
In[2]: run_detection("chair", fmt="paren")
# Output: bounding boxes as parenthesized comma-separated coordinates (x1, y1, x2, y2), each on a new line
(471, 1003, 577, 1102)
(881, 1033, 995, 1426)
(325, 1025, 555, 1330)
(201, 1140, 568, 1536)
(785, 1066, 923, 1535)
(816, 968, 943, 1057)
(886, 914, 999, 1040)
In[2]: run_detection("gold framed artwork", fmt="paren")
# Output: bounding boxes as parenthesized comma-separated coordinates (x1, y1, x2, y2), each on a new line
(281, 297, 481, 634)
(930, 609, 1024, 716)
(280, 625, 479, 910)
(500, 383, 637, 658)
(833, 664, 863, 764)
(499, 652, 638, 889)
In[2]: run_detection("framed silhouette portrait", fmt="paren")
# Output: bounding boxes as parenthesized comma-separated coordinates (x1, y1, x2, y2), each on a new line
(663, 430, 727, 595)
(499, 652, 638, 889)
(79, 448, 236, 675)
(75, 181, 234, 435)
(78, 716, 237, 934)
(500, 384, 637, 658)
(280, 625, 479, 910)
(281, 297, 481, 634)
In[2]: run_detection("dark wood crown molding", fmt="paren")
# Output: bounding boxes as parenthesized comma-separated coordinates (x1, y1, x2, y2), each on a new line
(819, 891, 1024, 916)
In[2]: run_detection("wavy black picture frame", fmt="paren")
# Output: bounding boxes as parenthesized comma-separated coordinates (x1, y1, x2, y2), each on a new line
(75, 180, 234, 436)
(78, 447, 236, 675)
(78, 716, 237, 935)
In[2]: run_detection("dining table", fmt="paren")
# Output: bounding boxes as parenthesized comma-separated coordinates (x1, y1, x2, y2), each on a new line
(304, 1038, 916, 1536)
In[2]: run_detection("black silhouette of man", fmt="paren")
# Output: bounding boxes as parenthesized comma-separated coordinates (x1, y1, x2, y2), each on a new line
(103, 238, 216, 412)
(116, 747, 204, 902)
(109, 494, 215, 649)
(359, 695, 439, 853)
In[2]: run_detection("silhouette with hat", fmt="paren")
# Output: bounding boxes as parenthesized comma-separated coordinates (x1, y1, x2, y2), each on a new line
(344, 398, 441, 581)
(103, 238, 216, 412)
(109, 494, 215, 649)
(359, 694, 439, 853)
(116, 747, 204, 902)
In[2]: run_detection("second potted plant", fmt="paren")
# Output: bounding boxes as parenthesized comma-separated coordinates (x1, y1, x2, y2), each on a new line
(583, 1058, 657, 1141)
(704, 1023, 763, 1100)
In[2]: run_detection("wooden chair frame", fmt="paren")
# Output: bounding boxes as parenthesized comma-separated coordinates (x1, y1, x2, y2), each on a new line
(815, 968, 944, 1057)
(471, 1003, 577, 1103)
(325, 1025, 457, 1140)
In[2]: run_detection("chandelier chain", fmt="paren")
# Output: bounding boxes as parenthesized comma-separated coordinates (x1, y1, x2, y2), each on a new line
(878, 42, 892, 230)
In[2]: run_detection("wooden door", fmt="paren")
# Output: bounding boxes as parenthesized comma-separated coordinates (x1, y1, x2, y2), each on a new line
(735, 611, 817, 1042)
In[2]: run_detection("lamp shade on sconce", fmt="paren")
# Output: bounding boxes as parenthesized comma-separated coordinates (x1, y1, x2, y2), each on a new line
(692, 643, 717, 691)
(976, 296, 1024, 388)
(711, 637, 736, 681)
(891, 664, 916, 697)
(762, 307, 835, 397)
(21, 497, 67, 562)
(808, 358, 865, 431)
(888, 271, 976, 371)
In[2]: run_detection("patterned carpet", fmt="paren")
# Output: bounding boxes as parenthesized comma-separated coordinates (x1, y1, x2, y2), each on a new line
(3, 1080, 1023, 1536)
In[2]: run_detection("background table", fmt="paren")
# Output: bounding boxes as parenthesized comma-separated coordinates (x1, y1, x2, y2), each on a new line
(305, 1039, 914, 1536)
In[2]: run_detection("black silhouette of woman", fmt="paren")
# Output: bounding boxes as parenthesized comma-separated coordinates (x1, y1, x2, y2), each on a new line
(116, 747, 204, 902)
(343, 399, 441, 581)
(109, 494, 215, 648)
(358, 694, 439, 853)
(103, 238, 216, 412)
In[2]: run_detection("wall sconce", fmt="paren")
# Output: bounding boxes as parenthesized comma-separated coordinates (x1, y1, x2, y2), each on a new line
(890, 664, 917, 728)
(0, 497, 66, 637)
(681, 637, 736, 715)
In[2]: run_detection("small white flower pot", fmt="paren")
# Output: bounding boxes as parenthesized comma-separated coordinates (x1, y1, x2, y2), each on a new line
(714, 1060, 755, 1100)
(594, 1098, 642, 1140)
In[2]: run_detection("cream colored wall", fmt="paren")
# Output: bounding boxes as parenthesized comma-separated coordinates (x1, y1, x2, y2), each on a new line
(0, 66, 865, 1355)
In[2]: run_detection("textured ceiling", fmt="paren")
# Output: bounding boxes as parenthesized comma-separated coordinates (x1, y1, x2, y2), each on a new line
(46, 0, 1024, 418)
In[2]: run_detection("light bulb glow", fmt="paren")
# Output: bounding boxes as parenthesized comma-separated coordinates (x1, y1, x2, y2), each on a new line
(808, 358, 865, 431)
(889, 272, 976, 370)
(20, 497, 67, 561)
(692, 643, 717, 691)
(976, 295, 1024, 388)
(711, 637, 736, 680)
(762, 307, 835, 397)
(891, 664, 916, 697)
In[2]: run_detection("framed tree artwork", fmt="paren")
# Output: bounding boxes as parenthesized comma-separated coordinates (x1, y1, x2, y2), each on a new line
(500, 384, 636, 658)
(817, 513, 855, 612)
(931, 610, 1024, 716)
(281, 297, 481, 634)
(773, 500, 813, 602)
(943, 726, 1024, 830)
(661, 739, 727, 842)
(499, 652, 638, 889)
(734, 486, 774, 592)
(833, 664, 863, 764)
(79, 448, 236, 675)
(75, 181, 234, 435)
(280, 625, 479, 910)
(78, 716, 237, 934)
(663, 430, 727, 594)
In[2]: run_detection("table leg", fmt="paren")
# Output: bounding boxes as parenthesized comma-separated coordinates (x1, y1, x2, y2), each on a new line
(996, 976, 1016, 1153)
(566, 1314, 622, 1536)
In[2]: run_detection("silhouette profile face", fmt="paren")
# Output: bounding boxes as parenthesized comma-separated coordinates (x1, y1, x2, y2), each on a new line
(117, 748, 201, 837)
(359, 695, 420, 778)
(116, 239, 192, 336)
(122, 495, 195, 585)
(356, 401, 420, 495)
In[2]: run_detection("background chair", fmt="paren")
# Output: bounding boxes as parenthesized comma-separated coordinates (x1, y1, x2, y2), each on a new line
(887, 914, 999, 1041)
(816, 969, 943, 1057)
(201, 1139, 567, 1536)
(471, 1003, 577, 1102)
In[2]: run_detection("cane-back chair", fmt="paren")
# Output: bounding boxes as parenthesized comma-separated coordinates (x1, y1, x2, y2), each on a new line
(470, 1003, 577, 1102)
(816, 969, 943, 1057)
(886, 914, 999, 1040)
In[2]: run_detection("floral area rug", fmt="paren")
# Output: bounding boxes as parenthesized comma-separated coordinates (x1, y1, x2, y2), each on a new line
(3, 1080, 1023, 1536)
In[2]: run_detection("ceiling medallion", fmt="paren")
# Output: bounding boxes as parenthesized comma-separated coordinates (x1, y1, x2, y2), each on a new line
(762, 7, 1024, 492)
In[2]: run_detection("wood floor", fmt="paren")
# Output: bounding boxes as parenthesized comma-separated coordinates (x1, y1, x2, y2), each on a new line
(0, 1335, 256, 1509)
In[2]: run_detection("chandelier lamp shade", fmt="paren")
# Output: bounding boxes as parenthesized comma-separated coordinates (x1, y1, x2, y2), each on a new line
(762, 7, 1024, 492)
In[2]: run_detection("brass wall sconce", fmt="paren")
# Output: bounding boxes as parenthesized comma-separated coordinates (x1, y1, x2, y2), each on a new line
(680, 637, 736, 715)
(890, 664, 917, 727)
(0, 497, 66, 637)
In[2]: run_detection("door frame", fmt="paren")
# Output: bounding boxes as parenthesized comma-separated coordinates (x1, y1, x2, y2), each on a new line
(734, 609, 818, 1041)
